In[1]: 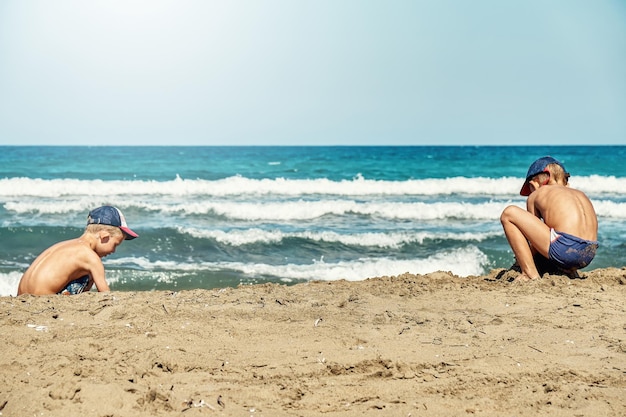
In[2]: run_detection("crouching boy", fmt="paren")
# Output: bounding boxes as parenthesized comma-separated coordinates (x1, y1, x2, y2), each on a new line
(18, 206, 138, 295)
(500, 156, 598, 281)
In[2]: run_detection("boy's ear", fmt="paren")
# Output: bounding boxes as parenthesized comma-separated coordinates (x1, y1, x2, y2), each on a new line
(527, 178, 540, 193)
(98, 230, 111, 242)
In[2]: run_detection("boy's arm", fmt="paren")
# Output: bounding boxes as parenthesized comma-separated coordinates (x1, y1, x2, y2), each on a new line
(526, 191, 542, 219)
(81, 252, 110, 292)
(526, 193, 536, 215)
(89, 263, 110, 292)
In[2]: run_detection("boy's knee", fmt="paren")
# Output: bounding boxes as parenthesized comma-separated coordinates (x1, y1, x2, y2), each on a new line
(500, 205, 517, 224)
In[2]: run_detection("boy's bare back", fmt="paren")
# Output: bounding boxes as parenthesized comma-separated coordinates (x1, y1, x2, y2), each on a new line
(528, 184, 598, 242)
(17, 237, 107, 295)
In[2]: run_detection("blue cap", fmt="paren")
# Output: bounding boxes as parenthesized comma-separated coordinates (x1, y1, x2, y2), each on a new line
(87, 206, 138, 240)
(520, 156, 565, 196)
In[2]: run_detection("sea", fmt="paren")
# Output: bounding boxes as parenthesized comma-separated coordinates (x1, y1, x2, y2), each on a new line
(1, 145, 625, 296)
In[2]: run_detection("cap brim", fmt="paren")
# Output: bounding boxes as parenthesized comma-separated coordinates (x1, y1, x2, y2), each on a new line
(120, 227, 139, 240)
(520, 182, 531, 196)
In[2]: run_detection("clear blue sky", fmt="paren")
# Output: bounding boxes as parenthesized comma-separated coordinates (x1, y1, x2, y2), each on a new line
(1, 1, 625, 146)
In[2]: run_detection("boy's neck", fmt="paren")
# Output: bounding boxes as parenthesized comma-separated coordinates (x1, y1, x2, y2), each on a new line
(78, 232, 99, 250)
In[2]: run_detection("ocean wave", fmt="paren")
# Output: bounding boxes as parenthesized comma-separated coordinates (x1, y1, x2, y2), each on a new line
(5, 198, 625, 222)
(2, 199, 516, 221)
(103, 245, 491, 283)
(2, 175, 624, 198)
(176, 227, 503, 247)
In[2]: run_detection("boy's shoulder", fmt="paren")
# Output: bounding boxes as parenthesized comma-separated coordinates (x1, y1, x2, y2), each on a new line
(537, 184, 587, 202)
(529, 184, 568, 202)
(53, 237, 98, 257)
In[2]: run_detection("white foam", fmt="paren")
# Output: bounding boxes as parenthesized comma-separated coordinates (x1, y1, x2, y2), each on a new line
(231, 246, 491, 280)
(6, 195, 625, 223)
(102, 246, 491, 281)
(2, 175, 623, 198)
(0, 272, 22, 297)
(592, 200, 626, 219)
(178, 227, 502, 247)
(3, 175, 624, 224)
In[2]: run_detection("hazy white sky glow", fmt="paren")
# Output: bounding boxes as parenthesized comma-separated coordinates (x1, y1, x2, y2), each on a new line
(1, 1, 625, 145)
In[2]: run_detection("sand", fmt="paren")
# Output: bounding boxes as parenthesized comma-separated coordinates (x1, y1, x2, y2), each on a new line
(1, 267, 625, 417)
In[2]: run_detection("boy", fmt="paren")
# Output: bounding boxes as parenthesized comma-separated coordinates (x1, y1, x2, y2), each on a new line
(17, 206, 138, 295)
(500, 156, 598, 282)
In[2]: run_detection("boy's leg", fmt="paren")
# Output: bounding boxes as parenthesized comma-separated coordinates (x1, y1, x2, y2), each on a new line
(500, 206, 552, 280)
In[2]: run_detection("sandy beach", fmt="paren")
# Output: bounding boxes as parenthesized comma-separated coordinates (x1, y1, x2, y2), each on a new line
(1, 267, 624, 417)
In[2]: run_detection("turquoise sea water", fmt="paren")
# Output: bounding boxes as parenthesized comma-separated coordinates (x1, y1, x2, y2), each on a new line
(1, 146, 625, 296)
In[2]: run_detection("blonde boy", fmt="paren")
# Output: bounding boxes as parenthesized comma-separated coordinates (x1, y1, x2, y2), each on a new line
(500, 156, 598, 281)
(18, 206, 138, 295)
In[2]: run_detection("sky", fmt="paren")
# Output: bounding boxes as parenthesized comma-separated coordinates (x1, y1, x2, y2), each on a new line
(0, 1, 625, 146)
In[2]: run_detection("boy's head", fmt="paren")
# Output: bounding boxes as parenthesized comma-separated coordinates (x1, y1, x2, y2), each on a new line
(86, 223, 125, 239)
(520, 156, 569, 196)
(87, 206, 138, 240)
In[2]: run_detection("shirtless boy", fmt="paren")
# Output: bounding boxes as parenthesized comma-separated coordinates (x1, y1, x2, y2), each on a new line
(17, 206, 138, 295)
(500, 156, 598, 281)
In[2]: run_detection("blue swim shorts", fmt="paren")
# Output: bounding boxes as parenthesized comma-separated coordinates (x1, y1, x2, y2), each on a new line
(58, 276, 90, 295)
(548, 229, 598, 270)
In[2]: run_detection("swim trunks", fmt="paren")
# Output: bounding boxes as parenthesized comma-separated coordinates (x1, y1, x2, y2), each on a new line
(548, 229, 598, 270)
(58, 276, 90, 295)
